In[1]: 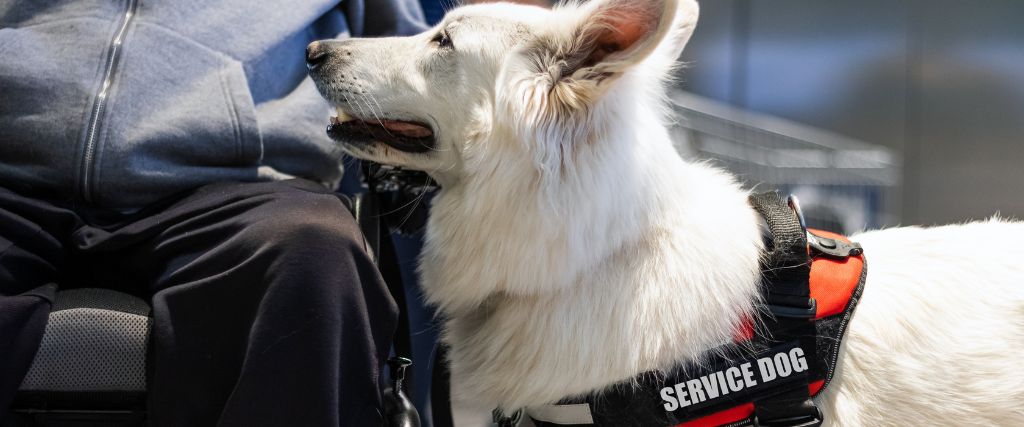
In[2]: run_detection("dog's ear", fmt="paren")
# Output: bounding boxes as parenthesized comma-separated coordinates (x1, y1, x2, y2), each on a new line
(540, 0, 696, 86)
(495, 0, 698, 177)
(497, 0, 697, 131)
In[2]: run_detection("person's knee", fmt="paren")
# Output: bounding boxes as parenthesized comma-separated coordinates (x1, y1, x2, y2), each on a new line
(245, 186, 367, 258)
(239, 186, 390, 313)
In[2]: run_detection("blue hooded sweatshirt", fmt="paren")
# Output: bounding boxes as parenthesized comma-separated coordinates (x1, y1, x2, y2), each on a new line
(0, 0, 427, 210)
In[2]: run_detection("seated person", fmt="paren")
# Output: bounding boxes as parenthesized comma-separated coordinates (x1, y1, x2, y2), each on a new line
(0, 0, 426, 425)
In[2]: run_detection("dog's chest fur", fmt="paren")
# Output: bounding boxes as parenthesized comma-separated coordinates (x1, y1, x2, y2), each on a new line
(419, 151, 765, 409)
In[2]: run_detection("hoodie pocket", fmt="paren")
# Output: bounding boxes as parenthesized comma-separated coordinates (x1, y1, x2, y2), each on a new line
(218, 59, 264, 164)
(89, 23, 264, 208)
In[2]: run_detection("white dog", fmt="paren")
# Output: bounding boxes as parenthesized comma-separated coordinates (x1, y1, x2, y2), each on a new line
(307, 0, 1024, 424)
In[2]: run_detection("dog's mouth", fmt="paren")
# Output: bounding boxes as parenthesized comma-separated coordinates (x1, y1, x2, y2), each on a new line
(327, 109, 435, 153)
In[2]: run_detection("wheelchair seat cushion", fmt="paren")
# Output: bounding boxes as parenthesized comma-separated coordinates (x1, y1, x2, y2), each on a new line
(16, 288, 151, 409)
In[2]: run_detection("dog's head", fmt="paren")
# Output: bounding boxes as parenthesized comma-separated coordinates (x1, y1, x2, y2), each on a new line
(308, 0, 698, 186)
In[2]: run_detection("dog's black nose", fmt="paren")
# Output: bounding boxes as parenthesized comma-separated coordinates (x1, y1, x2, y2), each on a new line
(306, 41, 328, 69)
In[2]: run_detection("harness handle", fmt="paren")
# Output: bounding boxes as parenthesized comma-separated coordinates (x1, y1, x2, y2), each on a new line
(749, 192, 822, 427)
(748, 192, 815, 316)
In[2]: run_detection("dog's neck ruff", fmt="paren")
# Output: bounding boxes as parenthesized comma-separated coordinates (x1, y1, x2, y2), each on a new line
(507, 192, 867, 427)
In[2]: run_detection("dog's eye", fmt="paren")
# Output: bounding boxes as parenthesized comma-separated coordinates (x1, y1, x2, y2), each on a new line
(431, 31, 453, 49)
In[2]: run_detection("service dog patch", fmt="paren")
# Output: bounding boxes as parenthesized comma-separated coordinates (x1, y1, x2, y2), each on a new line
(660, 342, 809, 413)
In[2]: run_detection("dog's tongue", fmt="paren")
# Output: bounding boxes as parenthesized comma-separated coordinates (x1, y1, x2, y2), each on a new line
(379, 119, 432, 138)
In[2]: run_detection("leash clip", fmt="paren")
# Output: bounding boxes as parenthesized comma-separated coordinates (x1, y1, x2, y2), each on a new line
(492, 408, 522, 427)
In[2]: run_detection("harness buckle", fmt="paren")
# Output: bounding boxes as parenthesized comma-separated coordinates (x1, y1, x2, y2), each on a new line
(767, 298, 817, 319)
(807, 232, 863, 258)
(753, 403, 823, 427)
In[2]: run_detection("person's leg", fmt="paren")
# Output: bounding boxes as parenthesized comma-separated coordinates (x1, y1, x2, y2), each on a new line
(0, 187, 81, 418)
(76, 179, 398, 427)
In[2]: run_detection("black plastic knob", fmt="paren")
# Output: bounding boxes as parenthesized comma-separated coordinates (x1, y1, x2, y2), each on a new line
(383, 357, 420, 427)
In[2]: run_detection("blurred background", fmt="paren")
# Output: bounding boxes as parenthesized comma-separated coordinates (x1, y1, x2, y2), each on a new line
(675, 0, 1024, 230)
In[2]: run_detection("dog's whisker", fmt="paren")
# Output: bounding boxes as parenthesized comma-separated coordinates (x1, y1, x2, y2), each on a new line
(373, 186, 428, 219)
(357, 93, 400, 140)
(392, 175, 433, 231)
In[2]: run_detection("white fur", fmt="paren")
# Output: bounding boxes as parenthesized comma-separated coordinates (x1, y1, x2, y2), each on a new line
(309, 0, 1024, 424)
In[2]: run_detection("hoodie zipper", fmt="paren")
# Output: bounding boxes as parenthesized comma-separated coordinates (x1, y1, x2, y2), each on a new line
(80, 0, 138, 203)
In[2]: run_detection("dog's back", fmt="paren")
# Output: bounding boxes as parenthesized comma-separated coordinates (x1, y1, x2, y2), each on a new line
(821, 220, 1024, 425)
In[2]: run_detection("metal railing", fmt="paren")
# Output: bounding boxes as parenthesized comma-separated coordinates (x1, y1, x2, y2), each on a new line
(670, 91, 900, 232)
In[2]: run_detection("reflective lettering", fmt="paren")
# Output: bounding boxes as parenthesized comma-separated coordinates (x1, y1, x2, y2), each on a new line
(660, 387, 679, 411)
(790, 347, 809, 372)
(686, 379, 706, 404)
(741, 362, 758, 388)
(774, 352, 793, 377)
(726, 367, 744, 392)
(758, 356, 777, 382)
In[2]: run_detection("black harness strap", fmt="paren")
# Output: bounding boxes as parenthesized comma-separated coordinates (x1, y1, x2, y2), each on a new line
(356, 167, 415, 391)
(431, 343, 455, 427)
(748, 193, 822, 427)
(354, 164, 421, 427)
(748, 192, 814, 317)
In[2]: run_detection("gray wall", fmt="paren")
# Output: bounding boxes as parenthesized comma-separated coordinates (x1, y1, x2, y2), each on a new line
(679, 0, 1024, 225)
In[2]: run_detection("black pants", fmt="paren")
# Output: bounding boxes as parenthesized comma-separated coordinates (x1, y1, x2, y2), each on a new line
(0, 179, 397, 426)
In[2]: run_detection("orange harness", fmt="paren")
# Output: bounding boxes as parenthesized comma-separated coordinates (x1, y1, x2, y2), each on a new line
(678, 228, 866, 427)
